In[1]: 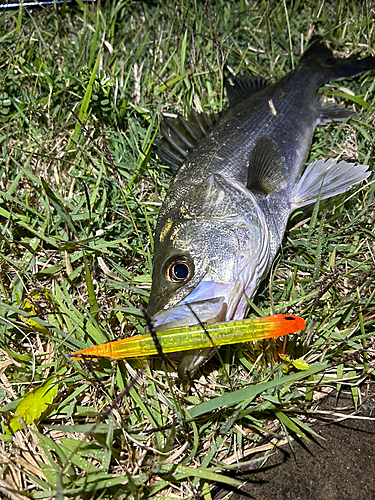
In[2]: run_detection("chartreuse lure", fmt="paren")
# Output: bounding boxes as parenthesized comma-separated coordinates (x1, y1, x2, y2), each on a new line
(72, 314, 305, 360)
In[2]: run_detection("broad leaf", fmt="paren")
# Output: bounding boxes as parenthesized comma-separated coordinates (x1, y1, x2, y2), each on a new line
(9, 376, 58, 433)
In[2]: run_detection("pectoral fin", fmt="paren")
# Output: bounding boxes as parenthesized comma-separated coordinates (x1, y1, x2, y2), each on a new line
(247, 136, 287, 195)
(292, 158, 370, 209)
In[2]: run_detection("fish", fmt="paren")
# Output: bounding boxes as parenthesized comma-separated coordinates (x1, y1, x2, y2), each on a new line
(147, 37, 374, 378)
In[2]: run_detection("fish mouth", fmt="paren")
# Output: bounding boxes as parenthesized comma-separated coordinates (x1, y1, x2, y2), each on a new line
(151, 280, 245, 332)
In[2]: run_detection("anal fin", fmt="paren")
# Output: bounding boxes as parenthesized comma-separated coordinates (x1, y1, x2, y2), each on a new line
(292, 158, 370, 209)
(318, 102, 356, 125)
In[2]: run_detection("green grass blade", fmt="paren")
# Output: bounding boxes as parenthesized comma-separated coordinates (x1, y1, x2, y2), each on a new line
(189, 363, 329, 418)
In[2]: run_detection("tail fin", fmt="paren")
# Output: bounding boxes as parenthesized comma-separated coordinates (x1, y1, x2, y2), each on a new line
(299, 36, 375, 84)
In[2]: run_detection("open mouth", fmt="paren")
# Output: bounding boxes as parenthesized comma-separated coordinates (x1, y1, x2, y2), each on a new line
(149, 279, 254, 378)
(151, 280, 245, 332)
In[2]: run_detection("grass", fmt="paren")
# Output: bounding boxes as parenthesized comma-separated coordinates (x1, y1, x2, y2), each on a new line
(0, 0, 374, 498)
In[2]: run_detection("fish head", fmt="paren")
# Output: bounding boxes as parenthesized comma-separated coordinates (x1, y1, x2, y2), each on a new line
(148, 174, 271, 334)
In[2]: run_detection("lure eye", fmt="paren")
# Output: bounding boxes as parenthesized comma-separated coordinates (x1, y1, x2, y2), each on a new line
(166, 257, 192, 283)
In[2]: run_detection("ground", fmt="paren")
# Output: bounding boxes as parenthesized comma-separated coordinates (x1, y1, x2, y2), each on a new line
(229, 386, 375, 500)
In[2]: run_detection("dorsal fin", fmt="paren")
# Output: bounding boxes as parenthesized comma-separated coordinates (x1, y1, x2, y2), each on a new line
(225, 76, 269, 106)
(156, 111, 217, 174)
(247, 137, 287, 195)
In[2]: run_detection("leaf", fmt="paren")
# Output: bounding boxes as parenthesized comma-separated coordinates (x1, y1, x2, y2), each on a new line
(274, 410, 310, 441)
(349, 369, 359, 410)
(42, 179, 76, 235)
(181, 29, 188, 78)
(327, 90, 371, 110)
(148, 464, 242, 493)
(19, 295, 49, 333)
(8, 376, 58, 433)
(19, 289, 58, 333)
(83, 252, 99, 321)
(72, 50, 100, 141)
(292, 359, 310, 370)
(279, 353, 291, 363)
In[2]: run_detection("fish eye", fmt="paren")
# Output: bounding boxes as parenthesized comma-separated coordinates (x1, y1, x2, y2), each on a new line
(166, 257, 192, 283)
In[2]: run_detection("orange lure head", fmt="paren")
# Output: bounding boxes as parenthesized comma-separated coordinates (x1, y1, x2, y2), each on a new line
(280, 314, 306, 335)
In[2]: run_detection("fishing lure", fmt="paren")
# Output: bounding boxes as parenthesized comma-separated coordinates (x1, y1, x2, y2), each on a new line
(71, 314, 305, 360)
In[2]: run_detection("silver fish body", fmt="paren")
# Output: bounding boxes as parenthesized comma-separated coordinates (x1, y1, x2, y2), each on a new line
(147, 37, 373, 377)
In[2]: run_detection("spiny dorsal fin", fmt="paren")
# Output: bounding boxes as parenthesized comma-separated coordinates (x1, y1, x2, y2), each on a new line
(247, 136, 287, 195)
(225, 76, 269, 106)
(156, 111, 217, 173)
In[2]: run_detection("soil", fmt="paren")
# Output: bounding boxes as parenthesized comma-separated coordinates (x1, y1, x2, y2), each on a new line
(216, 384, 375, 500)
